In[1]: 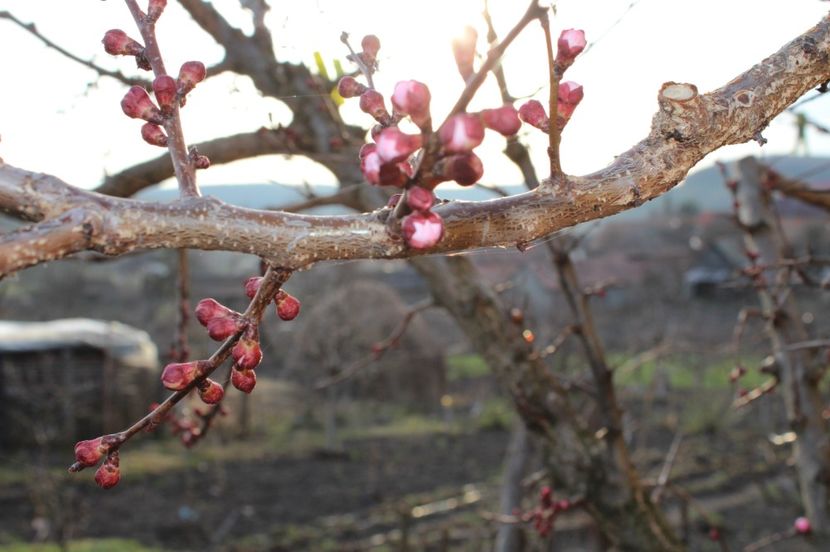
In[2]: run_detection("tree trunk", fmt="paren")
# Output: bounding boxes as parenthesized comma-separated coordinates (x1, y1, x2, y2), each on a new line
(495, 421, 531, 552)
(410, 255, 683, 551)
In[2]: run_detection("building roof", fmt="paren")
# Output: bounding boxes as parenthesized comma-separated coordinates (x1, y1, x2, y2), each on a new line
(0, 319, 158, 370)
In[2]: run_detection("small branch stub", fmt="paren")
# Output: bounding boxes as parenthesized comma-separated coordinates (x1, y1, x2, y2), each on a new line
(653, 82, 709, 142)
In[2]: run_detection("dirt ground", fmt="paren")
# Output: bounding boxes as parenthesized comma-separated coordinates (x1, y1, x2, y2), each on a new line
(0, 430, 510, 551)
(0, 387, 823, 552)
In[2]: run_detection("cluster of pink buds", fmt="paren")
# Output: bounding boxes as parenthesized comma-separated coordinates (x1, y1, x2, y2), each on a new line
(196, 299, 246, 341)
(338, 34, 527, 250)
(519, 29, 586, 135)
(103, 13, 207, 160)
(231, 277, 301, 393)
(529, 486, 571, 537)
(71, 434, 122, 489)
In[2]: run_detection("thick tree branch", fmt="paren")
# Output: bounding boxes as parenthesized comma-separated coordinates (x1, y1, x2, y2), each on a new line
(96, 127, 306, 197)
(0, 209, 100, 275)
(1, 14, 829, 275)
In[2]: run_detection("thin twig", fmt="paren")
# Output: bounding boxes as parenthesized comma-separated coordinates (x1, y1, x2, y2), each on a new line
(651, 432, 683, 503)
(313, 298, 433, 390)
(68, 266, 292, 471)
(171, 249, 191, 362)
(0, 11, 150, 87)
(447, 1, 547, 118)
(540, 12, 561, 176)
(124, 0, 201, 198)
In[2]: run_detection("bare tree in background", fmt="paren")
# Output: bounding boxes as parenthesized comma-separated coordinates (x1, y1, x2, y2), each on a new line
(1, 2, 830, 550)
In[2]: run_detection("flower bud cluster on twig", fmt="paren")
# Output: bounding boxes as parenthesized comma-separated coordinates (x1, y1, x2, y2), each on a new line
(526, 485, 574, 537)
(519, 29, 586, 135)
(71, 270, 299, 488)
(103, 8, 208, 168)
(338, 32, 534, 250)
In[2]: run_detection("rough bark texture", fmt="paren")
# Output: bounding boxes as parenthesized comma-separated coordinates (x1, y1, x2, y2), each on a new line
(1, 15, 830, 276)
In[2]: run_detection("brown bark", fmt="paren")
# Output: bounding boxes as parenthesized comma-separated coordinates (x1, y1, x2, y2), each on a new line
(550, 245, 680, 550)
(411, 255, 683, 551)
(733, 157, 830, 536)
(2, 14, 830, 275)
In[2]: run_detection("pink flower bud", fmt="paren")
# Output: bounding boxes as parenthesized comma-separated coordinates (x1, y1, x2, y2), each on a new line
(160, 361, 204, 391)
(152, 75, 177, 114)
(337, 76, 368, 98)
(94, 453, 121, 489)
(557, 81, 583, 121)
(276, 291, 301, 321)
(452, 26, 478, 81)
(555, 499, 571, 512)
(140, 123, 168, 147)
(436, 152, 484, 186)
(177, 61, 207, 95)
(361, 150, 382, 185)
(147, 0, 167, 21)
(518, 100, 550, 132)
(391, 80, 431, 128)
(795, 516, 812, 535)
(439, 113, 485, 153)
(481, 105, 521, 136)
(540, 485, 553, 503)
(406, 187, 434, 212)
(195, 298, 235, 326)
(121, 86, 163, 124)
(206, 316, 245, 341)
(378, 162, 409, 188)
(232, 335, 262, 371)
(102, 29, 143, 57)
(557, 29, 586, 62)
(197, 378, 225, 405)
(358, 143, 377, 160)
(232, 367, 257, 393)
(74, 437, 106, 467)
(402, 211, 444, 249)
(361, 35, 381, 62)
(375, 127, 422, 163)
(359, 90, 390, 124)
(244, 276, 263, 299)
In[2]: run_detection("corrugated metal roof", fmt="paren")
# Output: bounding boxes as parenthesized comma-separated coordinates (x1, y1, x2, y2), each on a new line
(0, 319, 158, 370)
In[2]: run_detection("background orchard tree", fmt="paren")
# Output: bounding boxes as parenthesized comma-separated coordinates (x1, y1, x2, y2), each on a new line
(1, 1, 830, 551)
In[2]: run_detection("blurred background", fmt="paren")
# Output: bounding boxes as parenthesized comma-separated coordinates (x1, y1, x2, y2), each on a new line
(1, 1, 830, 551)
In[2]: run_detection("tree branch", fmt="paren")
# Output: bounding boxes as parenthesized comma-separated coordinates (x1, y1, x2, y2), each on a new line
(1, 14, 829, 275)
(0, 10, 150, 88)
(763, 165, 830, 212)
(0, 208, 100, 275)
(96, 127, 304, 197)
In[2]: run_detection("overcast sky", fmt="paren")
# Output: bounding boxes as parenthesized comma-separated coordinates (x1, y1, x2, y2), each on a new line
(0, 1, 829, 191)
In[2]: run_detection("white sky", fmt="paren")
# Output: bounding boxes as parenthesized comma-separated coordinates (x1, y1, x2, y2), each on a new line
(0, 1, 829, 191)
